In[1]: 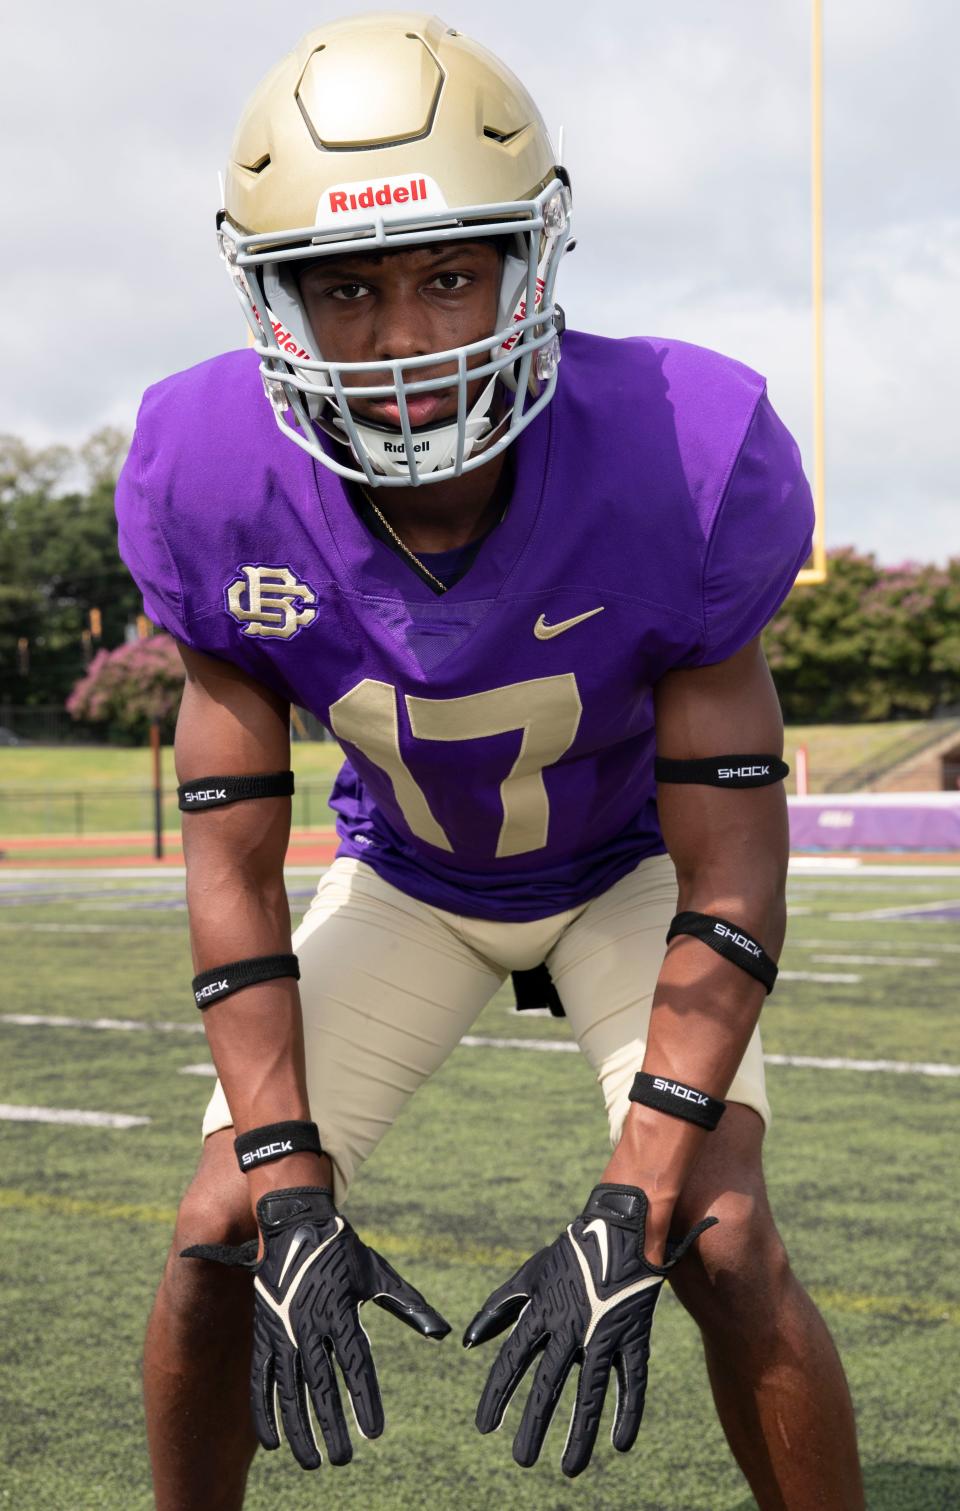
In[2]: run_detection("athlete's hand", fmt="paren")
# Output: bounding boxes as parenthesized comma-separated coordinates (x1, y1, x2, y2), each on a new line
(463, 1183, 715, 1477)
(182, 1185, 450, 1469)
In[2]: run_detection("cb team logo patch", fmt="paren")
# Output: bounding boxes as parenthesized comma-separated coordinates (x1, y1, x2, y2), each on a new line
(225, 564, 318, 640)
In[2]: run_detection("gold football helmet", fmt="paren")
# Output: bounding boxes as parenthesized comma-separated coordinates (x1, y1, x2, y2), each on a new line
(218, 12, 572, 486)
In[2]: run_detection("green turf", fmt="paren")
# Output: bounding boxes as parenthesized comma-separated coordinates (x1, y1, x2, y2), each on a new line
(0, 870, 958, 1508)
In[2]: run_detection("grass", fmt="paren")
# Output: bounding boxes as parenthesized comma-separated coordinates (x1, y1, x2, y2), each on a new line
(781, 721, 932, 792)
(0, 868, 958, 1508)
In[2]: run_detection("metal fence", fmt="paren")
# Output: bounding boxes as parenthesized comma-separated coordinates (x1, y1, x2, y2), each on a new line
(0, 781, 337, 837)
(0, 704, 96, 744)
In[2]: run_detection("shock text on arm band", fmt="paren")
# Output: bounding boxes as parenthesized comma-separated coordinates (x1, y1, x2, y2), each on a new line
(178, 771, 295, 811)
(654, 755, 788, 788)
(234, 1120, 324, 1172)
(628, 1071, 726, 1131)
(192, 953, 300, 1009)
(666, 912, 778, 993)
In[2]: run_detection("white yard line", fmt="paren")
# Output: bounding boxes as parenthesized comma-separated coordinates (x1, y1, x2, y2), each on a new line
(0, 922, 182, 934)
(0, 866, 326, 880)
(463, 1034, 574, 1052)
(2, 862, 959, 883)
(0, 868, 188, 881)
(763, 1053, 960, 1078)
(456, 1039, 959, 1075)
(0, 1013, 202, 1035)
(0, 1103, 150, 1128)
(789, 938, 960, 954)
(810, 954, 938, 968)
(788, 857, 862, 871)
(178, 1042, 960, 1080)
(829, 898, 960, 922)
(792, 864, 960, 878)
(778, 970, 862, 984)
(7, 1015, 956, 1081)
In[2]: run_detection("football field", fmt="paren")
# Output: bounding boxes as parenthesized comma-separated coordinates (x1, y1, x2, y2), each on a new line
(1, 863, 958, 1510)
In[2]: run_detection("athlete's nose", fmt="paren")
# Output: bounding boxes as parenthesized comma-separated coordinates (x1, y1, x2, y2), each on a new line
(373, 290, 430, 365)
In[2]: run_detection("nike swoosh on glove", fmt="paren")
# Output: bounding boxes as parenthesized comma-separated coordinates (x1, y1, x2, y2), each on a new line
(463, 1183, 716, 1477)
(182, 1186, 450, 1469)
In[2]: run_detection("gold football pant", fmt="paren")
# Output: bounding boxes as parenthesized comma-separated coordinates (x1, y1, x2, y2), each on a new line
(201, 853, 770, 1200)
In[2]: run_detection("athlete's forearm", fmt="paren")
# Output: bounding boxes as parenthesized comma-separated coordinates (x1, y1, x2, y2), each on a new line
(624, 639, 790, 1257)
(184, 829, 329, 1197)
(603, 878, 785, 1259)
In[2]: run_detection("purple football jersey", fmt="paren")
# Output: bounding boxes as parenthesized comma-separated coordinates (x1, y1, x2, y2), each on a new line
(116, 331, 813, 920)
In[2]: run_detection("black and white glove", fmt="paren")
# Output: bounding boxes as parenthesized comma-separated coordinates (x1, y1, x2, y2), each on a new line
(182, 1186, 450, 1469)
(463, 1183, 716, 1477)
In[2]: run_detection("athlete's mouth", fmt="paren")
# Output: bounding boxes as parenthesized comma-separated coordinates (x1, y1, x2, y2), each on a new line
(361, 393, 447, 428)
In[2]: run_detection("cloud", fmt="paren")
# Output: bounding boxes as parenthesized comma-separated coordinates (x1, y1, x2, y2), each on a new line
(3, 0, 956, 561)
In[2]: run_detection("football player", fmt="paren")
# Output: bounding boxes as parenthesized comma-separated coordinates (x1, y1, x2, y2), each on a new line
(119, 13, 865, 1508)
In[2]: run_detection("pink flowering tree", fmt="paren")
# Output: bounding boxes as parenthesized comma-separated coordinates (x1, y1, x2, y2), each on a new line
(67, 634, 184, 742)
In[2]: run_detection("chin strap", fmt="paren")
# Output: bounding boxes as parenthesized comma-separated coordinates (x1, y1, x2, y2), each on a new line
(325, 375, 500, 480)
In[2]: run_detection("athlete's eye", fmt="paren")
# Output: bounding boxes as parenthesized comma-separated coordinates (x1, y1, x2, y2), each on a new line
(429, 272, 472, 292)
(330, 282, 370, 302)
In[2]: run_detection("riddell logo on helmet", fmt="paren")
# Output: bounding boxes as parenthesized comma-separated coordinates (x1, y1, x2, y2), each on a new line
(269, 317, 311, 360)
(328, 178, 429, 214)
(316, 174, 449, 230)
(502, 278, 546, 353)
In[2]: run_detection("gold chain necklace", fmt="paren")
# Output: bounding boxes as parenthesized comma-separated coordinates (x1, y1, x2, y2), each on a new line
(358, 486, 449, 594)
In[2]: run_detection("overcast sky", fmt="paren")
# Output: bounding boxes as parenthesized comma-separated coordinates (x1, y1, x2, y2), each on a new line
(6, 1, 957, 563)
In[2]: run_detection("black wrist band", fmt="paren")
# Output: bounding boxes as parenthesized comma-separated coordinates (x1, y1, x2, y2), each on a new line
(178, 771, 295, 811)
(234, 1121, 324, 1172)
(629, 1072, 726, 1131)
(192, 953, 300, 1009)
(666, 912, 778, 993)
(654, 755, 788, 788)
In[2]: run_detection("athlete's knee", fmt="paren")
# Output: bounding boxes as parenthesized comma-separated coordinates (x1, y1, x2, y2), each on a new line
(669, 1186, 792, 1338)
(160, 1137, 256, 1315)
(176, 1138, 253, 1244)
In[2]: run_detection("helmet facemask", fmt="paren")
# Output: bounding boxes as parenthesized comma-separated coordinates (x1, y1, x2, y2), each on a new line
(218, 178, 571, 488)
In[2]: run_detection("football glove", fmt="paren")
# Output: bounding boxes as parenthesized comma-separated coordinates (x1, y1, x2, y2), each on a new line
(463, 1182, 716, 1477)
(182, 1185, 450, 1469)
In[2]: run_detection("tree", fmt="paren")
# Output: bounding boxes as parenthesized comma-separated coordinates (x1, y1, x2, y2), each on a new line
(67, 635, 184, 744)
(0, 429, 141, 709)
(763, 548, 960, 721)
(3, 427, 959, 731)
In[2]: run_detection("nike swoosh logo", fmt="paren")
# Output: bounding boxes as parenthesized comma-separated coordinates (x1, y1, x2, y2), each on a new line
(567, 1226, 662, 1347)
(582, 1218, 609, 1283)
(533, 607, 605, 640)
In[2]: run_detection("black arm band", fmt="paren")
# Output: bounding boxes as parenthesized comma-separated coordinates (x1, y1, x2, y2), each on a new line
(629, 1071, 726, 1131)
(667, 911, 778, 993)
(234, 1120, 323, 1172)
(192, 953, 300, 1009)
(654, 755, 788, 788)
(178, 771, 295, 811)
